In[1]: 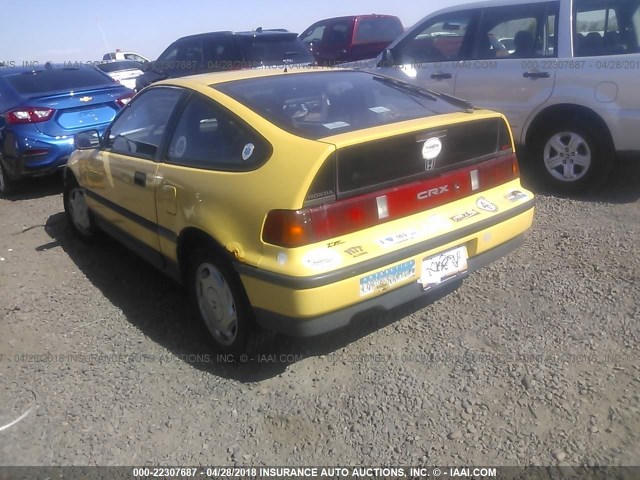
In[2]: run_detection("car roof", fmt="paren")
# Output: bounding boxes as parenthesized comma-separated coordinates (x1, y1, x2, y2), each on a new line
(177, 29, 296, 42)
(315, 14, 401, 23)
(424, 0, 558, 16)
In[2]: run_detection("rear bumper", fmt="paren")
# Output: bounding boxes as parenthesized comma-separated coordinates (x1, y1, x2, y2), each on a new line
(238, 196, 534, 337)
(1, 130, 74, 180)
(252, 232, 526, 337)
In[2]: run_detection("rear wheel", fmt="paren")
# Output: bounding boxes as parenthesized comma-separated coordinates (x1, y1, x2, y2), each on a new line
(0, 159, 14, 197)
(64, 175, 98, 240)
(532, 119, 613, 195)
(187, 248, 271, 355)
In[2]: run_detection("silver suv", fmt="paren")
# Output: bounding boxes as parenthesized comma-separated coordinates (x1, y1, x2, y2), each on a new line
(366, 0, 640, 193)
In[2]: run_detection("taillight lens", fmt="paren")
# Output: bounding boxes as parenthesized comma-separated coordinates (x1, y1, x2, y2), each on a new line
(116, 95, 133, 107)
(6, 107, 55, 125)
(263, 153, 520, 248)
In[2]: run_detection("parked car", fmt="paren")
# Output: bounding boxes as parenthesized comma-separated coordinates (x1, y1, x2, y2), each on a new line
(102, 50, 150, 64)
(96, 60, 145, 90)
(135, 29, 315, 90)
(300, 14, 404, 65)
(0, 64, 133, 195)
(65, 68, 534, 353)
(362, 0, 640, 193)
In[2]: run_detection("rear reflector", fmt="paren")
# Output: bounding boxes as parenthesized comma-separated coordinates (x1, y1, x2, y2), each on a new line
(263, 153, 520, 248)
(6, 107, 54, 125)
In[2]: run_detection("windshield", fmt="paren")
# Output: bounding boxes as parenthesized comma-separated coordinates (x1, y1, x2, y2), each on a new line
(237, 35, 315, 65)
(5, 68, 115, 95)
(215, 70, 465, 139)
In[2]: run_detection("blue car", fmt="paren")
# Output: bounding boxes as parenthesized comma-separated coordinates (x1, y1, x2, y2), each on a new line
(0, 64, 133, 195)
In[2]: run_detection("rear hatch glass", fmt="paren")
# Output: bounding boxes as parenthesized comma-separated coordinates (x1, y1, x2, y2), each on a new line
(335, 117, 512, 197)
(237, 34, 315, 66)
(215, 71, 469, 139)
(5, 68, 115, 95)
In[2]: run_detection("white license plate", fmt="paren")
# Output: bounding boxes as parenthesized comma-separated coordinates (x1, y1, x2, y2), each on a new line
(419, 245, 468, 290)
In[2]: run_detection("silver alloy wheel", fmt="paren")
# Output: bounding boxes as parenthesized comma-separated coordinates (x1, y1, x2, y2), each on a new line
(543, 131, 592, 182)
(68, 188, 92, 235)
(196, 263, 238, 346)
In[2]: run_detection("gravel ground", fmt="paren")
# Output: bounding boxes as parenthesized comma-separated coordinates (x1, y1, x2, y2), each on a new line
(0, 160, 638, 467)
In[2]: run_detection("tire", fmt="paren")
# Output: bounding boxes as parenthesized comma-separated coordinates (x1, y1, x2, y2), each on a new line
(64, 175, 98, 241)
(0, 158, 14, 197)
(531, 118, 614, 195)
(187, 248, 272, 355)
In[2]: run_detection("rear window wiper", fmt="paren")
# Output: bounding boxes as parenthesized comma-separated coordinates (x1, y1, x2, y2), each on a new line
(425, 89, 476, 113)
(372, 74, 475, 112)
(372, 75, 437, 102)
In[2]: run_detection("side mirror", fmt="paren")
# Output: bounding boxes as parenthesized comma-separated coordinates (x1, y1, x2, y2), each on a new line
(75, 130, 102, 150)
(378, 48, 396, 67)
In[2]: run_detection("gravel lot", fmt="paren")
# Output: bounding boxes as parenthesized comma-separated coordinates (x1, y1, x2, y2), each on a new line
(0, 159, 638, 467)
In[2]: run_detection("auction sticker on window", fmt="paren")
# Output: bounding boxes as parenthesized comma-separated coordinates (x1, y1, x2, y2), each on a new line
(418, 246, 468, 290)
(360, 260, 416, 296)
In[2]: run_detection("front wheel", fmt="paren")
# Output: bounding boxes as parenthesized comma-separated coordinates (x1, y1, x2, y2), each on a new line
(64, 176, 98, 241)
(187, 249, 271, 355)
(532, 119, 614, 195)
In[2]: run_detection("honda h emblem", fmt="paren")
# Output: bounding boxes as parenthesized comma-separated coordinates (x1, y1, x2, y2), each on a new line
(421, 137, 442, 171)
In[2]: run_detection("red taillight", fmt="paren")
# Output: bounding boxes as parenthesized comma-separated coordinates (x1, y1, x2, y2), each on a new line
(116, 95, 133, 108)
(262, 153, 520, 248)
(6, 107, 55, 125)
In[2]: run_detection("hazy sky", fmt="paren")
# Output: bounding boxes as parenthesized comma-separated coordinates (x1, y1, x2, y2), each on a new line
(1, 0, 475, 63)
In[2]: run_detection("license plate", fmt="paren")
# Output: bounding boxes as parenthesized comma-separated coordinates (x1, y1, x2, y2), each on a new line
(419, 246, 468, 290)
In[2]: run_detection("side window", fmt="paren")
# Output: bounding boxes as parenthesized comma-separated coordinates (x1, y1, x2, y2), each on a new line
(396, 12, 477, 63)
(301, 24, 326, 47)
(125, 54, 144, 63)
(204, 36, 239, 69)
(178, 39, 203, 65)
(325, 21, 351, 49)
(574, 0, 640, 56)
(158, 43, 179, 63)
(354, 18, 404, 44)
(107, 88, 183, 159)
(475, 3, 558, 60)
(166, 94, 270, 171)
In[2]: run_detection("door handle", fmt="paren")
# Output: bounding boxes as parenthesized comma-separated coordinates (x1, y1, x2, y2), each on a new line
(133, 171, 146, 187)
(523, 71, 550, 79)
(431, 73, 452, 80)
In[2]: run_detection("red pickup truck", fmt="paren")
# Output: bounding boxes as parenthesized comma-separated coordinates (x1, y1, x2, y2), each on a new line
(300, 14, 404, 66)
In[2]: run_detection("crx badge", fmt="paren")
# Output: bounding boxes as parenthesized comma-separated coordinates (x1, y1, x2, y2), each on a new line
(476, 196, 498, 212)
(79, 96, 93, 102)
(421, 137, 442, 170)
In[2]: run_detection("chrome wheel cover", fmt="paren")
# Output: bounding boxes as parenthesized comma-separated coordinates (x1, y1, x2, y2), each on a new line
(543, 131, 592, 182)
(195, 263, 238, 346)
(68, 188, 92, 235)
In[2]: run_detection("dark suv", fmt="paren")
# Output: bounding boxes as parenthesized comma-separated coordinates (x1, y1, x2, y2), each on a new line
(136, 29, 315, 90)
(300, 15, 404, 66)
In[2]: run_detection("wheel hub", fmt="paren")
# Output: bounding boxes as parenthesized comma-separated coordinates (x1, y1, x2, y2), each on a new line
(196, 264, 238, 346)
(69, 189, 91, 234)
(543, 131, 591, 182)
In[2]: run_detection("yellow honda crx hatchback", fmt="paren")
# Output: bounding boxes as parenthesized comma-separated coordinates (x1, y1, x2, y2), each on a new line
(65, 68, 534, 353)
